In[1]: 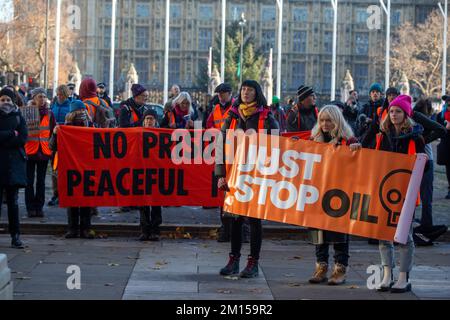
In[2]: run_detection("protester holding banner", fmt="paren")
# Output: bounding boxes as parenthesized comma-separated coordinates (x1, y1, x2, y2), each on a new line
(286, 85, 318, 135)
(50, 100, 95, 239)
(216, 79, 279, 278)
(25, 88, 56, 218)
(308, 104, 361, 285)
(0, 87, 28, 248)
(119, 84, 148, 128)
(161, 92, 197, 129)
(437, 94, 450, 200)
(411, 99, 447, 246)
(138, 109, 163, 241)
(362, 95, 425, 293)
(205, 83, 235, 242)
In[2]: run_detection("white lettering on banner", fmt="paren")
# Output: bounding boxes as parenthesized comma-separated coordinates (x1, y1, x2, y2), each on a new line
(232, 146, 323, 211)
(238, 147, 322, 180)
(233, 175, 320, 211)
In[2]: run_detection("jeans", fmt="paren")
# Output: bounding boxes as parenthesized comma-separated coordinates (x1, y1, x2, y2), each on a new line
(0, 186, 20, 236)
(379, 226, 414, 273)
(25, 159, 49, 211)
(419, 160, 434, 228)
(231, 217, 262, 260)
(315, 242, 350, 266)
(139, 206, 162, 235)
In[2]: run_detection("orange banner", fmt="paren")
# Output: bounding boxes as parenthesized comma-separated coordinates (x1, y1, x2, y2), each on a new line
(223, 132, 420, 241)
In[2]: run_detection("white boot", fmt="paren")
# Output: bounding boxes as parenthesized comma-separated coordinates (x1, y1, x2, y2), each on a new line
(376, 266, 393, 292)
(391, 272, 412, 293)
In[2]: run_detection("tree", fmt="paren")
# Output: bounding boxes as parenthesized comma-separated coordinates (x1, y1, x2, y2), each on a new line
(0, 0, 78, 88)
(195, 22, 266, 93)
(390, 10, 450, 98)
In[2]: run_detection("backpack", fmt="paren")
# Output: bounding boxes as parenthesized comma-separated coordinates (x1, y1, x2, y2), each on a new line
(85, 99, 116, 128)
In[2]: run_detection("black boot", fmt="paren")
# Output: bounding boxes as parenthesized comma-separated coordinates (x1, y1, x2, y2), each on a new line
(220, 254, 240, 276)
(65, 208, 79, 239)
(11, 234, 24, 249)
(138, 207, 150, 241)
(240, 256, 259, 278)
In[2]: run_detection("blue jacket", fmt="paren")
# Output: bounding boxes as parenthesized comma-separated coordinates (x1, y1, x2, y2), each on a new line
(51, 99, 71, 124)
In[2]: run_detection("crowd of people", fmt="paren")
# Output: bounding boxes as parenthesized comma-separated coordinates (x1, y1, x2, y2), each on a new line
(1, 76, 450, 294)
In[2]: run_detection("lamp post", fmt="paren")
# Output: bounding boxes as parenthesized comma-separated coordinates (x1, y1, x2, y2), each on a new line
(380, 0, 391, 90)
(439, 1, 448, 97)
(238, 12, 246, 88)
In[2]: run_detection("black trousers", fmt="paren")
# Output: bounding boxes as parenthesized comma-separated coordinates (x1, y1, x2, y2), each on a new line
(25, 159, 49, 211)
(446, 164, 450, 190)
(67, 207, 92, 231)
(0, 186, 20, 236)
(231, 217, 262, 260)
(315, 242, 350, 266)
(139, 206, 162, 235)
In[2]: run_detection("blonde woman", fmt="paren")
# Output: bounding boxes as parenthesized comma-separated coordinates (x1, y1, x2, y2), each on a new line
(309, 105, 361, 286)
(362, 95, 426, 293)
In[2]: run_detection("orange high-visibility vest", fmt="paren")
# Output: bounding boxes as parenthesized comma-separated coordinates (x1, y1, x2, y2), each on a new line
(25, 114, 52, 156)
(212, 104, 232, 130)
(375, 133, 420, 206)
(130, 109, 139, 124)
(229, 109, 269, 131)
(377, 107, 388, 122)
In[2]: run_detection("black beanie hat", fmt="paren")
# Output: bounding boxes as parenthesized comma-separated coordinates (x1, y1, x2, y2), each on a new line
(0, 87, 17, 104)
(297, 85, 315, 102)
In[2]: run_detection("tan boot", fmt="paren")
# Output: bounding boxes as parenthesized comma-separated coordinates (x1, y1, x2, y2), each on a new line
(328, 263, 347, 285)
(309, 262, 328, 284)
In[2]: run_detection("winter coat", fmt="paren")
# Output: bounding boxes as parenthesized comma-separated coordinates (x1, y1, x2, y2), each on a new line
(437, 110, 450, 165)
(119, 98, 145, 128)
(98, 93, 112, 108)
(51, 99, 71, 124)
(0, 105, 28, 188)
(286, 105, 318, 132)
(356, 98, 384, 138)
(271, 105, 287, 133)
(214, 105, 279, 178)
(160, 104, 198, 129)
(362, 121, 426, 155)
(343, 103, 359, 133)
(309, 134, 358, 245)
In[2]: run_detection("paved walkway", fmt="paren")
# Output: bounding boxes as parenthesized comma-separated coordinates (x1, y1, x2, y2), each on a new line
(1, 235, 449, 300)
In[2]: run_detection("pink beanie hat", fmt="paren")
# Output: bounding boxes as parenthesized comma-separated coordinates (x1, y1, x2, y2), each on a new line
(388, 94, 412, 117)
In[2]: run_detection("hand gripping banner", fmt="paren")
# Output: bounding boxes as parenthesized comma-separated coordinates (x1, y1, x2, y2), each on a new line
(223, 132, 427, 244)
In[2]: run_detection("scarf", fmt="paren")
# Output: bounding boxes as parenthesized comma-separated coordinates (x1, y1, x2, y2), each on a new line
(174, 104, 189, 117)
(0, 103, 18, 115)
(238, 102, 257, 118)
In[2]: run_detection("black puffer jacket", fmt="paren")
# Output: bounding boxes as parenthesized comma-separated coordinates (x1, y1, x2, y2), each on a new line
(286, 105, 318, 132)
(0, 105, 28, 188)
(119, 98, 144, 128)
